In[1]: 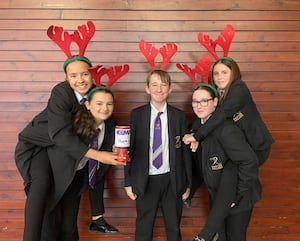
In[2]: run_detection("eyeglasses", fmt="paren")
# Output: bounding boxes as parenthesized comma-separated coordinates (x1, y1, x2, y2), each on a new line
(192, 98, 213, 107)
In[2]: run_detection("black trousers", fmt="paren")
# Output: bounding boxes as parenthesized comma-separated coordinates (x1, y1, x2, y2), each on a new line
(135, 173, 183, 241)
(41, 168, 86, 241)
(218, 209, 253, 241)
(89, 166, 107, 216)
(23, 148, 53, 241)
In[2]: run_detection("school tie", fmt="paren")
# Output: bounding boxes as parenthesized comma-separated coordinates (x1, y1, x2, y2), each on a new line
(88, 128, 100, 188)
(152, 112, 163, 169)
(219, 89, 225, 97)
(80, 97, 87, 105)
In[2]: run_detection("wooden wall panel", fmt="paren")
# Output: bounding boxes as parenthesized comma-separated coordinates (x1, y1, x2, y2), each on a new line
(0, 0, 299, 240)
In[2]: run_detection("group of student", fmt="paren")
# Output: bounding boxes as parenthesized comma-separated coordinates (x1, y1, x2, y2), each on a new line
(14, 21, 274, 241)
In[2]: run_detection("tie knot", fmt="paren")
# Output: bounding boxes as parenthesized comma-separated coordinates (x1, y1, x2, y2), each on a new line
(80, 97, 87, 105)
(156, 112, 163, 118)
(219, 90, 225, 97)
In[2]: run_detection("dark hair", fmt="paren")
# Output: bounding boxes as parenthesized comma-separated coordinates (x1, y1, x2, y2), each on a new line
(195, 83, 218, 97)
(194, 84, 218, 99)
(73, 88, 114, 143)
(63, 55, 92, 73)
(146, 69, 171, 86)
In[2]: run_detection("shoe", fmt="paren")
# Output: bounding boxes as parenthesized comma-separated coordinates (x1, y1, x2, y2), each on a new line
(183, 199, 191, 208)
(89, 219, 119, 233)
(192, 235, 205, 241)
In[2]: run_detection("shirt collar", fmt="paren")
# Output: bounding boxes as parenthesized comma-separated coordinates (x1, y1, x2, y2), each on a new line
(74, 90, 87, 104)
(150, 102, 167, 114)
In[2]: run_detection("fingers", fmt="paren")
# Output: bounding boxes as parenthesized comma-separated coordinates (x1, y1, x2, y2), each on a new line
(190, 141, 199, 152)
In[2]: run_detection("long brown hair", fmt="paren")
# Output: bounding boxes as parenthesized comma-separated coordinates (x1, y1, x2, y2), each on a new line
(209, 58, 241, 105)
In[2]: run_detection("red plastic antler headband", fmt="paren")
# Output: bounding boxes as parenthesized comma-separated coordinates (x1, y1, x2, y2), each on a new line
(47, 21, 95, 58)
(176, 54, 212, 85)
(88, 64, 130, 88)
(139, 40, 178, 70)
(198, 24, 235, 60)
(177, 24, 235, 85)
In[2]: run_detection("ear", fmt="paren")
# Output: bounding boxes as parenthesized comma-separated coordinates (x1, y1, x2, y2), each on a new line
(213, 97, 219, 107)
(84, 100, 90, 110)
(168, 85, 173, 94)
(145, 85, 151, 94)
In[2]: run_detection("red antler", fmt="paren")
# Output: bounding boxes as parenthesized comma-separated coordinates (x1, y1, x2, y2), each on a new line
(88, 65, 108, 87)
(47, 21, 95, 58)
(47, 25, 73, 58)
(176, 63, 199, 85)
(106, 64, 130, 87)
(139, 40, 178, 70)
(198, 24, 235, 60)
(216, 24, 235, 57)
(198, 32, 218, 60)
(71, 21, 96, 57)
(139, 40, 159, 69)
(159, 43, 178, 70)
(177, 54, 212, 85)
(194, 54, 212, 84)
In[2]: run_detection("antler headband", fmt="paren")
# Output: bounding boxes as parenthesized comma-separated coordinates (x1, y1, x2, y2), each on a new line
(177, 24, 235, 85)
(47, 21, 96, 71)
(86, 64, 130, 99)
(139, 40, 178, 70)
(47, 21, 95, 58)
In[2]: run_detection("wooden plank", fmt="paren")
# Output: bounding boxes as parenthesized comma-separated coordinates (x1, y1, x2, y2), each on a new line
(0, 51, 299, 65)
(2, 30, 300, 42)
(1, 9, 300, 21)
(1, 19, 300, 31)
(1, 0, 300, 10)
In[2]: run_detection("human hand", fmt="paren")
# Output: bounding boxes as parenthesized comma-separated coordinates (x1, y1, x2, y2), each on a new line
(98, 151, 126, 166)
(183, 134, 196, 145)
(190, 141, 199, 152)
(182, 187, 190, 201)
(125, 186, 137, 200)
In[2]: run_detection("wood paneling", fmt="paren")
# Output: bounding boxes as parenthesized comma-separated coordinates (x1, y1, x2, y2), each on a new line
(0, 0, 300, 240)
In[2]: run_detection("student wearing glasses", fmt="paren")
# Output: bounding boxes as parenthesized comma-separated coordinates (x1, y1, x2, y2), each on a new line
(188, 83, 261, 241)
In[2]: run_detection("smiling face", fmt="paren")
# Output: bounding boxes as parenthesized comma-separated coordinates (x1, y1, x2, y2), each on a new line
(192, 88, 218, 120)
(212, 62, 232, 90)
(84, 91, 114, 125)
(65, 60, 93, 96)
(145, 71, 172, 109)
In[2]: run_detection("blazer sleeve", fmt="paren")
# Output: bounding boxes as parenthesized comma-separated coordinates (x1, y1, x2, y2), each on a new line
(47, 83, 89, 160)
(193, 80, 252, 141)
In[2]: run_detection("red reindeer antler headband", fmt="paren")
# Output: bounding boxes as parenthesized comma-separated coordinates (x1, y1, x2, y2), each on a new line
(47, 21, 95, 58)
(47, 21, 96, 71)
(177, 24, 235, 85)
(86, 64, 130, 100)
(198, 24, 235, 60)
(88, 64, 130, 88)
(139, 40, 178, 70)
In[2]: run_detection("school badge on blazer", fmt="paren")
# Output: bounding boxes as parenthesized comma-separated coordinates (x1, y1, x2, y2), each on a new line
(175, 136, 181, 148)
(210, 156, 223, 170)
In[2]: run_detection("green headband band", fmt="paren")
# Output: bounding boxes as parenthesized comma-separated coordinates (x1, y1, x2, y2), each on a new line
(63, 55, 92, 72)
(86, 86, 115, 101)
(219, 57, 233, 62)
(195, 83, 218, 97)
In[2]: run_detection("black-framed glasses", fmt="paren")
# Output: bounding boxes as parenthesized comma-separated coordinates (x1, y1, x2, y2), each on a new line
(192, 98, 213, 107)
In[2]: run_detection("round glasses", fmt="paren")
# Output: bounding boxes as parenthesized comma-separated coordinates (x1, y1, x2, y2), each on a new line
(191, 98, 213, 107)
